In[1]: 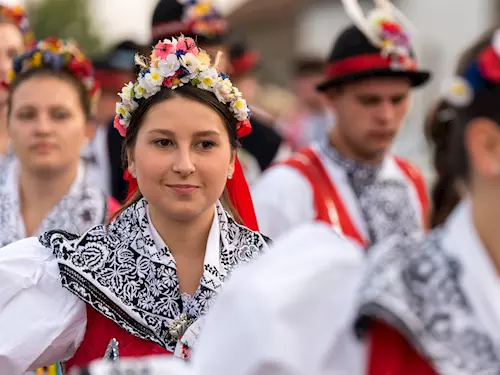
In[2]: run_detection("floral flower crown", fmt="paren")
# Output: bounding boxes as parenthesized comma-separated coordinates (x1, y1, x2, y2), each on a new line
(178, 0, 227, 37)
(8, 37, 100, 114)
(114, 36, 252, 138)
(442, 30, 500, 108)
(0, 4, 35, 48)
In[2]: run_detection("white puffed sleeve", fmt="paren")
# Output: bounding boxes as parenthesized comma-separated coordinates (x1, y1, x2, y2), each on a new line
(189, 223, 367, 375)
(0, 237, 87, 374)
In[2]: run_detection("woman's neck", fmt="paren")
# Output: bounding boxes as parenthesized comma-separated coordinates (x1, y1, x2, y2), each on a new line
(471, 191, 500, 275)
(149, 204, 215, 295)
(19, 164, 79, 236)
(149, 204, 215, 260)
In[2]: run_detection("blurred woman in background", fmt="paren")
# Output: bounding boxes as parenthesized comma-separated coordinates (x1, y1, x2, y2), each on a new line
(0, 4, 35, 165)
(0, 37, 119, 248)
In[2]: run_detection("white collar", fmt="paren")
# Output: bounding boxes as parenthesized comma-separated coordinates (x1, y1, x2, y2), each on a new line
(147, 202, 221, 274)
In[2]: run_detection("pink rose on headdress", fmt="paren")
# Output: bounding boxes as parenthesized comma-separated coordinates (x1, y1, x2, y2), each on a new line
(113, 116, 127, 137)
(176, 37, 198, 55)
(154, 41, 175, 59)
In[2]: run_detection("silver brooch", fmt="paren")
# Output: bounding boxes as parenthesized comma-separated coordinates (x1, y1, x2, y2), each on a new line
(168, 313, 190, 340)
(103, 338, 120, 361)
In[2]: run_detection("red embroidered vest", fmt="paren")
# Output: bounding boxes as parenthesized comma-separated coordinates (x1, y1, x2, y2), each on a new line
(283, 147, 437, 375)
(63, 198, 170, 372)
(65, 306, 171, 372)
(282, 147, 430, 246)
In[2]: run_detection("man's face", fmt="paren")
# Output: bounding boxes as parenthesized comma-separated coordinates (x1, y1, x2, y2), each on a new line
(327, 77, 411, 160)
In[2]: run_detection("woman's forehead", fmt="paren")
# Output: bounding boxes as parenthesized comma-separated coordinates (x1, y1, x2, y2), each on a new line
(140, 96, 226, 135)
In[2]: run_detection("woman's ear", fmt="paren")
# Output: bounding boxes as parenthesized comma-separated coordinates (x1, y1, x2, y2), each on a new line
(465, 117, 500, 179)
(228, 150, 236, 179)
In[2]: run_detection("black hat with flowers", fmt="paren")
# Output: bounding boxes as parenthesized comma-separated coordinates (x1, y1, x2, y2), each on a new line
(317, 0, 431, 91)
(151, 0, 229, 46)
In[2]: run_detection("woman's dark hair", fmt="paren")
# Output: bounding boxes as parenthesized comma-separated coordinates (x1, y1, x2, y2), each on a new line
(424, 100, 462, 227)
(7, 67, 92, 121)
(425, 27, 500, 227)
(112, 84, 243, 223)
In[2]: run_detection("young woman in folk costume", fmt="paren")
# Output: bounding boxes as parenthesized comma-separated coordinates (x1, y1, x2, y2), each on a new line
(94, 26, 500, 375)
(252, 0, 431, 243)
(0, 35, 270, 374)
(0, 37, 119, 248)
(0, 4, 35, 166)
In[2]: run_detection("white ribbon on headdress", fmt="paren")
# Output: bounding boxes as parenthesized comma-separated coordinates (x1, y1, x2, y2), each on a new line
(340, 0, 421, 65)
(340, 0, 417, 46)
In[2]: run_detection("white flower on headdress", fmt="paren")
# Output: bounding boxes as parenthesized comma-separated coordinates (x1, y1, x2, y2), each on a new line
(119, 82, 135, 102)
(116, 102, 132, 120)
(230, 98, 249, 121)
(197, 68, 218, 90)
(158, 54, 181, 77)
(492, 30, 500, 57)
(145, 68, 163, 86)
(214, 77, 234, 103)
(180, 52, 200, 73)
(134, 82, 146, 100)
(179, 53, 201, 83)
(441, 76, 473, 108)
(138, 74, 160, 99)
(232, 86, 243, 98)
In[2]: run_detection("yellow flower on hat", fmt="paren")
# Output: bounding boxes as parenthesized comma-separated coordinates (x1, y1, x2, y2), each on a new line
(31, 51, 42, 67)
(7, 69, 15, 83)
(192, 3, 211, 18)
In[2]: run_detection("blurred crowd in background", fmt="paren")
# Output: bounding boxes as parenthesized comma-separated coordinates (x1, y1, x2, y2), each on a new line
(5, 0, 500, 186)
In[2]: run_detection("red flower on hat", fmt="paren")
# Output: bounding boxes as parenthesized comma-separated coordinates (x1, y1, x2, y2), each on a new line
(478, 45, 500, 82)
(381, 21, 401, 34)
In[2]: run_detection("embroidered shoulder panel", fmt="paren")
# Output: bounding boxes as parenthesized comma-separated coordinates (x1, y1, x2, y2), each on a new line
(356, 231, 500, 375)
(39, 199, 269, 351)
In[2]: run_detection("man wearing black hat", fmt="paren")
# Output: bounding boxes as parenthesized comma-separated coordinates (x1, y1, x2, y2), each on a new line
(151, 0, 285, 174)
(252, 10, 431, 245)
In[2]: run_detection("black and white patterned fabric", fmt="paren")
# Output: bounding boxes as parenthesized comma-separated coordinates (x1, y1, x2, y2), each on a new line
(0, 147, 16, 185)
(355, 204, 500, 375)
(0, 163, 107, 248)
(39, 199, 270, 352)
(321, 142, 420, 244)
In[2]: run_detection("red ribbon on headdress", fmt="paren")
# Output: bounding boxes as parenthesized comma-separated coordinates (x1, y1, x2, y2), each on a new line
(123, 169, 138, 202)
(225, 156, 259, 231)
(122, 155, 259, 231)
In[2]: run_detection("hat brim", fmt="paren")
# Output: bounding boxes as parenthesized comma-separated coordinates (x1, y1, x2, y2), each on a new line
(317, 69, 431, 91)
